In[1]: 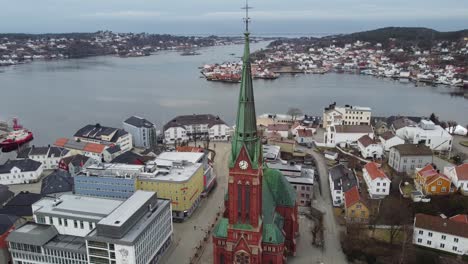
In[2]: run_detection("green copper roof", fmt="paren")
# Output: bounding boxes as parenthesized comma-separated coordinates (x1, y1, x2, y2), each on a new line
(263, 168, 297, 207)
(213, 218, 228, 238)
(230, 31, 261, 168)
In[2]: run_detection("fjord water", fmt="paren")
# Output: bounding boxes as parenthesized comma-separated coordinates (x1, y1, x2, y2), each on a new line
(0, 41, 467, 145)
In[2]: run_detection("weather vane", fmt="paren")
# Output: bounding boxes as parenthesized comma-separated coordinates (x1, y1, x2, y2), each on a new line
(241, 0, 252, 32)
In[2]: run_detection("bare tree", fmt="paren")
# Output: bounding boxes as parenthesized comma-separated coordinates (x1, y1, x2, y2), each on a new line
(287, 107, 303, 121)
(447, 120, 458, 134)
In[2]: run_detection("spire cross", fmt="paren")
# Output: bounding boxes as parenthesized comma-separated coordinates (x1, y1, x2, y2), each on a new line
(241, 0, 252, 32)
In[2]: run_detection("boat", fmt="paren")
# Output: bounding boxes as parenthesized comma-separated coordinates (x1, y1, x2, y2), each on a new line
(0, 118, 34, 152)
(0, 129, 34, 152)
(181, 51, 201, 56)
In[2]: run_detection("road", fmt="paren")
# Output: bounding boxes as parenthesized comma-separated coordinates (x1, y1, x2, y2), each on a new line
(295, 146, 348, 264)
(162, 142, 231, 264)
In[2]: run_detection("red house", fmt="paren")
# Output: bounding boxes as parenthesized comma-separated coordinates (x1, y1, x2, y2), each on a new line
(212, 22, 298, 264)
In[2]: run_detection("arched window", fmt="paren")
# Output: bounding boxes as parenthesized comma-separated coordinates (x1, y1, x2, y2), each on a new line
(235, 251, 250, 264)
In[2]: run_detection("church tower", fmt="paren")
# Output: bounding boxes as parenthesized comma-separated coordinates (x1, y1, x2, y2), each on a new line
(212, 2, 299, 263)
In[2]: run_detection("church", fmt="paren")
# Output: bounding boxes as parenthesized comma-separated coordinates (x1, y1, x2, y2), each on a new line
(212, 8, 299, 264)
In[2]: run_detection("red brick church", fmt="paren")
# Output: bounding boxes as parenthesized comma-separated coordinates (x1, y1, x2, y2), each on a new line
(212, 9, 299, 264)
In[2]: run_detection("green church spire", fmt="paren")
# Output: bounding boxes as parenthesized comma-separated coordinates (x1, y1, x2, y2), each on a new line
(230, 1, 261, 168)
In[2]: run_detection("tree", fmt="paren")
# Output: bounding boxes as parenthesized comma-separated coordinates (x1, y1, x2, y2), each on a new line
(429, 113, 439, 125)
(447, 120, 458, 134)
(287, 107, 303, 121)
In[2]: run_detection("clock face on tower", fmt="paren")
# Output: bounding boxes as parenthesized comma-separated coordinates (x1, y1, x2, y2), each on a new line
(239, 160, 249, 170)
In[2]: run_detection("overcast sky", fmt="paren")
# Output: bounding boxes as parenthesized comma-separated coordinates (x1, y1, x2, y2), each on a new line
(1, 0, 467, 35)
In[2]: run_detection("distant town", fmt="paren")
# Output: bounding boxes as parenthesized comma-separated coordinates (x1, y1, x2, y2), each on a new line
(201, 27, 468, 89)
(0, 31, 249, 66)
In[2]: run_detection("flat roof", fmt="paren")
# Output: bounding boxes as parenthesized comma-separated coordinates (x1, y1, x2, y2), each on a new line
(44, 235, 87, 254)
(98, 191, 154, 228)
(157, 151, 204, 163)
(140, 162, 202, 183)
(7, 223, 58, 246)
(33, 194, 123, 222)
(267, 162, 302, 172)
(87, 199, 171, 245)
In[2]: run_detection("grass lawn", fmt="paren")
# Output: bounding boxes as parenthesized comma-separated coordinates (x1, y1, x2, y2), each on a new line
(460, 141, 468, 147)
(368, 228, 404, 244)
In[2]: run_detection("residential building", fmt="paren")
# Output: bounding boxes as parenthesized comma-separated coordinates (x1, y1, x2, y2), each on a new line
(413, 213, 468, 255)
(329, 164, 357, 207)
(266, 123, 290, 138)
(212, 27, 298, 264)
(444, 164, 468, 195)
(137, 159, 204, 220)
(58, 154, 95, 175)
(415, 164, 455, 195)
(74, 124, 133, 152)
(40, 170, 73, 195)
(103, 145, 124, 162)
(163, 114, 230, 143)
(0, 185, 14, 206)
(388, 144, 433, 174)
(324, 150, 338, 161)
(324, 125, 374, 147)
(110, 151, 153, 165)
(397, 120, 453, 151)
(357, 135, 384, 159)
(54, 138, 107, 161)
(294, 128, 314, 144)
(285, 169, 314, 207)
(323, 102, 371, 129)
(391, 117, 418, 135)
(0, 192, 43, 220)
(379, 131, 404, 151)
(17, 146, 70, 170)
(0, 159, 43, 185)
(8, 191, 173, 264)
(344, 186, 370, 223)
(123, 116, 157, 149)
(373, 120, 389, 136)
(363, 162, 391, 199)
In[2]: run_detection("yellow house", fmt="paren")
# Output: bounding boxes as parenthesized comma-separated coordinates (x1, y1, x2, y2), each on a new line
(137, 161, 204, 221)
(344, 186, 370, 223)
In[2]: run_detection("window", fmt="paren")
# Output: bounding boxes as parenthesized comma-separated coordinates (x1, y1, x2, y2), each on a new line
(427, 240, 432, 245)
(431, 186, 436, 192)
(441, 187, 447, 192)
(376, 189, 380, 192)
(437, 181, 442, 185)
(418, 230, 423, 235)
(417, 238, 422, 243)
(428, 232, 433, 237)
(453, 246, 458, 251)
(441, 235, 446, 240)
(377, 182, 380, 186)
(454, 238, 459, 243)
(383, 183, 386, 186)
(440, 243, 445, 248)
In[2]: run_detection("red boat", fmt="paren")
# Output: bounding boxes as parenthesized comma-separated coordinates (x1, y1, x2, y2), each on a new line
(0, 118, 34, 152)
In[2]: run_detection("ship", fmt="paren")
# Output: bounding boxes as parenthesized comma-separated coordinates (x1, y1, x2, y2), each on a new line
(0, 118, 34, 152)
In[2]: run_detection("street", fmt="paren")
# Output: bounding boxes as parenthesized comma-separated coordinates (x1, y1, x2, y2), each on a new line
(162, 142, 231, 264)
(295, 146, 347, 264)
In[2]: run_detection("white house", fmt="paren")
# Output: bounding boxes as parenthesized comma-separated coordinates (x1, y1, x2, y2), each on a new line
(379, 131, 405, 151)
(413, 213, 468, 256)
(397, 120, 453, 151)
(163, 114, 231, 143)
(444, 164, 468, 195)
(329, 164, 357, 206)
(0, 159, 43, 185)
(324, 150, 338, 161)
(357, 135, 384, 159)
(123, 116, 157, 149)
(17, 146, 70, 170)
(324, 125, 374, 147)
(363, 162, 391, 199)
(295, 128, 314, 144)
(74, 124, 133, 152)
